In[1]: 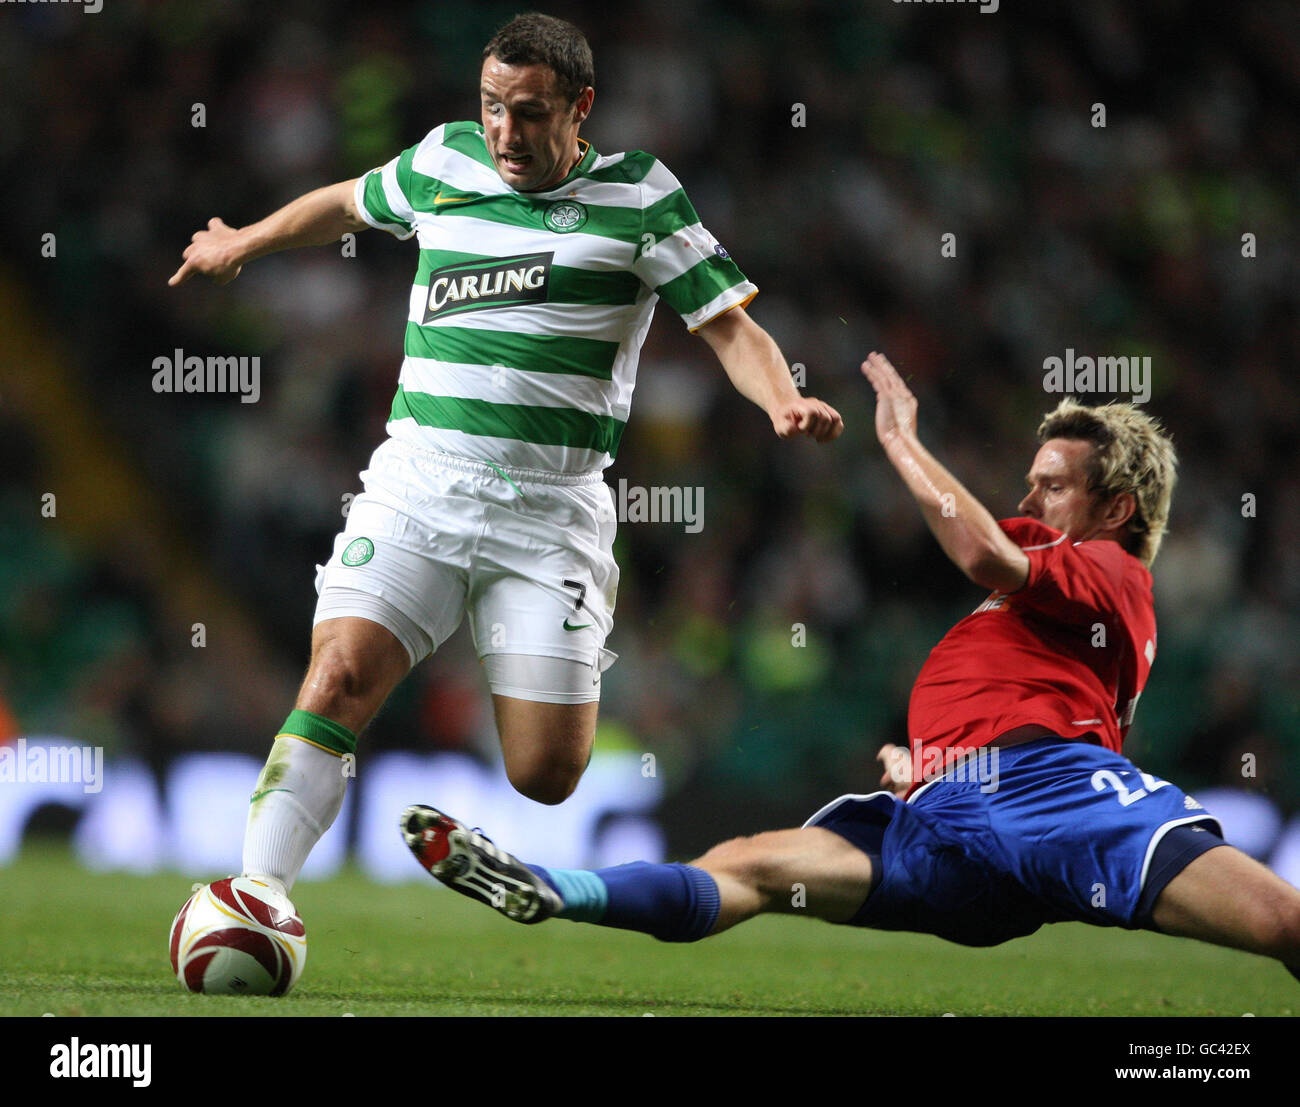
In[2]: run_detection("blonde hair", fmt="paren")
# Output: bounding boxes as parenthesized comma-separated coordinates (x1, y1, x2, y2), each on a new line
(1037, 399, 1177, 566)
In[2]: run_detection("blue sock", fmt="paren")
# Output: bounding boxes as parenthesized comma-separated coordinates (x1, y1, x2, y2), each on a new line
(531, 862, 721, 942)
(530, 866, 607, 923)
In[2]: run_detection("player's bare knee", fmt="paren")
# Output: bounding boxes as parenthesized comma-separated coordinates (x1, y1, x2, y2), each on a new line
(299, 651, 370, 717)
(695, 836, 779, 901)
(748, 854, 802, 901)
(1255, 895, 1300, 959)
(694, 836, 750, 870)
(505, 756, 584, 806)
(511, 774, 578, 806)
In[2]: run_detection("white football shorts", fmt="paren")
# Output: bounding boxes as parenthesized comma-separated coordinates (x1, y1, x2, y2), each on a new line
(313, 438, 619, 702)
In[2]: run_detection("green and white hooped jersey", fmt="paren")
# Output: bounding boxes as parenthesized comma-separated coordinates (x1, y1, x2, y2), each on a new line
(354, 121, 758, 474)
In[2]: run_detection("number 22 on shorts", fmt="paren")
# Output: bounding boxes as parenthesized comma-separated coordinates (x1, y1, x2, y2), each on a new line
(1091, 768, 1171, 807)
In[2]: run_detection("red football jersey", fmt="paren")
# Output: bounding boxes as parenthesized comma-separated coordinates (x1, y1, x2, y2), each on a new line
(907, 517, 1157, 764)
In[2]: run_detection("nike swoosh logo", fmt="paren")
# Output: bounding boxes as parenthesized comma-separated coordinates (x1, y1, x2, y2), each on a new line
(434, 191, 474, 205)
(249, 787, 292, 804)
(563, 620, 593, 631)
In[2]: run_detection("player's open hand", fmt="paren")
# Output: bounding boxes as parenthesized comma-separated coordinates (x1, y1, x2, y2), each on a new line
(876, 742, 912, 797)
(771, 397, 844, 442)
(168, 217, 246, 287)
(861, 352, 918, 448)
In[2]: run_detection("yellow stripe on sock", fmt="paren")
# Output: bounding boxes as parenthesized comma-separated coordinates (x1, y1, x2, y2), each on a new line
(272, 732, 344, 758)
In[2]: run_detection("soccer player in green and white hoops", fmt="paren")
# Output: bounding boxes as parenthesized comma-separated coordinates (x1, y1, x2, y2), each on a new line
(168, 13, 842, 905)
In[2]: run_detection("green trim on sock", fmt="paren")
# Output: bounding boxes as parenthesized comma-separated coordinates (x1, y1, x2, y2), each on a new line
(279, 709, 357, 756)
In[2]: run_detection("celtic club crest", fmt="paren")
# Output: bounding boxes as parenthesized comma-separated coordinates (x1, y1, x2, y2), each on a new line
(342, 537, 375, 566)
(544, 200, 587, 233)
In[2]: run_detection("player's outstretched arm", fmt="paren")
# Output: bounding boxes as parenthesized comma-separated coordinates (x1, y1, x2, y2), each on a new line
(862, 352, 1029, 593)
(168, 179, 367, 287)
(697, 306, 843, 442)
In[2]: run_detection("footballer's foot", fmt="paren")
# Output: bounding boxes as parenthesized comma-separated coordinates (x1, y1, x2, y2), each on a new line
(241, 874, 288, 899)
(400, 804, 560, 924)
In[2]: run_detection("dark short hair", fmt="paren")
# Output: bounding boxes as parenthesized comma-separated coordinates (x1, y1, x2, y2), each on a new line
(483, 12, 594, 104)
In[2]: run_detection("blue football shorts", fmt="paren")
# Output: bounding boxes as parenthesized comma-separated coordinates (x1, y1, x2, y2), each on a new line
(803, 737, 1224, 947)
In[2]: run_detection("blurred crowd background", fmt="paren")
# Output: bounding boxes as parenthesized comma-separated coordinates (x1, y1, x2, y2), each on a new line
(1, 0, 1297, 859)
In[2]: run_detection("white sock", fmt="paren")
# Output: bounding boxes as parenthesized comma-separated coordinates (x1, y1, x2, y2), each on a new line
(242, 736, 348, 894)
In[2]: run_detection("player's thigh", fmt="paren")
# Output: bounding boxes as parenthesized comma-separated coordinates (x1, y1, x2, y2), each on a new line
(491, 691, 599, 805)
(491, 692, 599, 759)
(1151, 844, 1300, 959)
(317, 440, 479, 667)
(472, 562, 614, 802)
(467, 477, 618, 678)
(694, 827, 874, 924)
(470, 572, 613, 794)
(469, 478, 616, 800)
(309, 500, 470, 729)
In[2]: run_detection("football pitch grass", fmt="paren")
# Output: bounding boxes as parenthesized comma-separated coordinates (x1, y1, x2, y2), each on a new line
(3, 843, 1295, 1017)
